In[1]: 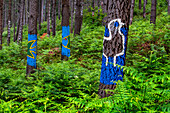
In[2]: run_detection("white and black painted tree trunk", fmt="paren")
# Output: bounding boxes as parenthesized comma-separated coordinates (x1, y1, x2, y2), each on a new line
(98, 0, 131, 98)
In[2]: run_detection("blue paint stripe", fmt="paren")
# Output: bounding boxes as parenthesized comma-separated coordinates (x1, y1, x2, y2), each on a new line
(62, 26, 70, 57)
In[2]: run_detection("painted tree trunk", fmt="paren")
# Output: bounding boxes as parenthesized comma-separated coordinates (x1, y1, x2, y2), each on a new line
(52, 0, 56, 36)
(13, 0, 16, 42)
(150, 0, 157, 24)
(98, 0, 131, 98)
(70, 0, 74, 33)
(74, 0, 83, 36)
(41, 0, 44, 23)
(61, 0, 70, 60)
(130, 0, 135, 25)
(143, 0, 146, 18)
(47, 0, 51, 35)
(17, 0, 25, 44)
(58, 0, 61, 20)
(7, 0, 11, 46)
(26, 0, 38, 76)
(0, 0, 3, 50)
(139, 0, 141, 9)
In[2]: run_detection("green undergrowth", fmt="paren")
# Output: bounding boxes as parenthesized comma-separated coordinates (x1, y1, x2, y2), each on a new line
(0, 1, 169, 112)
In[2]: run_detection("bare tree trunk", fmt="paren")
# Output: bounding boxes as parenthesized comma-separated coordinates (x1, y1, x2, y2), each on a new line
(13, 0, 16, 42)
(41, 0, 44, 23)
(25, 0, 28, 25)
(16, 0, 21, 42)
(139, 0, 141, 9)
(74, 0, 83, 36)
(7, 0, 12, 46)
(47, 0, 51, 35)
(0, 0, 3, 50)
(39, 0, 42, 30)
(150, 0, 157, 24)
(17, 0, 25, 44)
(168, 0, 170, 14)
(58, 0, 61, 20)
(4, 3, 7, 29)
(97, 0, 100, 16)
(45, 0, 48, 21)
(143, 0, 146, 18)
(98, 0, 131, 98)
(70, 0, 74, 33)
(61, 0, 70, 60)
(52, 0, 56, 36)
(129, 0, 135, 24)
(26, 0, 38, 76)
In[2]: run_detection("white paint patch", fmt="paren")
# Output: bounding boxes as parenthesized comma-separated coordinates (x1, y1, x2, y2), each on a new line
(103, 18, 125, 67)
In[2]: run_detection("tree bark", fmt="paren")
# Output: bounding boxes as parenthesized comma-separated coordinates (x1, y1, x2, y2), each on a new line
(0, 0, 3, 50)
(129, 0, 135, 24)
(13, 0, 16, 42)
(26, 0, 38, 76)
(39, 0, 42, 30)
(7, 0, 12, 46)
(61, 0, 70, 60)
(98, 0, 131, 98)
(17, 0, 25, 44)
(143, 0, 146, 18)
(74, 0, 83, 36)
(58, 0, 61, 20)
(52, 0, 56, 36)
(139, 0, 141, 9)
(41, 0, 44, 23)
(150, 0, 157, 24)
(47, 0, 51, 35)
(70, 0, 74, 33)
(45, 0, 48, 21)
(168, 0, 170, 14)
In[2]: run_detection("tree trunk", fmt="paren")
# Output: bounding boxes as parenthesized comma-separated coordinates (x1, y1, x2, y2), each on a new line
(39, 0, 42, 30)
(143, 0, 146, 18)
(4, 3, 7, 29)
(129, 0, 135, 24)
(47, 0, 51, 35)
(74, 0, 83, 36)
(58, 0, 61, 20)
(7, 0, 12, 46)
(41, 0, 44, 23)
(98, 0, 131, 98)
(0, 0, 3, 50)
(26, 0, 38, 76)
(139, 0, 141, 9)
(17, 0, 25, 44)
(70, 0, 74, 33)
(97, 0, 100, 16)
(168, 0, 170, 14)
(61, 0, 70, 60)
(16, 0, 21, 42)
(52, 0, 56, 36)
(45, 0, 48, 21)
(150, 0, 157, 24)
(13, 0, 16, 42)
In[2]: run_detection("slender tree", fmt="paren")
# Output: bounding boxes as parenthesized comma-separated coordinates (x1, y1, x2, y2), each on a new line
(143, 0, 146, 18)
(74, 0, 83, 35)
(13, 0, 16, 42)
(130, 0, 135, 24)
(41, 0, 44, 23)
(139, 0, 141, 9)
(61, 0, 70, 60)
(168, 0, 170, 14)
(26, 0, 38, 76)
(52, 0, 56, 36)
(17, 0, 25, 44)
(0, 0, 3, 50)
(150, 0, 157, 24)
(98, 0, 131, 98)
(70, 0, 74, 33)
(39, 0, 42, 30)
(58, 0, 61, 20)
(47, 0, 51, 35)
(7, 0, 12, 46)
(45, 0, 48, 21)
